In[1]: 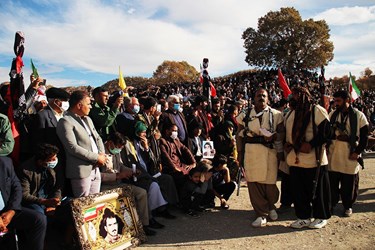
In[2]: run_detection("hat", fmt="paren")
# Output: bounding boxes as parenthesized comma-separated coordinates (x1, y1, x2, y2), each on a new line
(134, 121, 147, 135)
(46, 87, 70, 100)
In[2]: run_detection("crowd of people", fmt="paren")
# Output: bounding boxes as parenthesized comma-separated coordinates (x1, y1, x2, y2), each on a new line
(0, 68, 373, 250)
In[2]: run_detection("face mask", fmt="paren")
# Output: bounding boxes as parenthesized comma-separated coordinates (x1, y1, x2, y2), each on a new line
(173, 104, 180, 112)
(170, 131, 178, 140)
(132, 105, 140, 114)
(109, 147, 122, 155)
(46, 158, 58, 169)
(60, 101, 70, 111)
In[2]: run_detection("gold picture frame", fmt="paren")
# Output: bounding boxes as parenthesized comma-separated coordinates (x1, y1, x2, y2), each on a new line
(70, 186, 146, 249)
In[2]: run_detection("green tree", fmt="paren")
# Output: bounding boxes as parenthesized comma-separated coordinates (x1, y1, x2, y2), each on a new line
(242, 7, 334, 71)
(152, 60, 199, 84)
(361, 67, 373, 78)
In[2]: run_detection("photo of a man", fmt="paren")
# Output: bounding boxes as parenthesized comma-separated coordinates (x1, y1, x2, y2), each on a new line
(202, 140, 215, 159)
(99, 208, 124, 244)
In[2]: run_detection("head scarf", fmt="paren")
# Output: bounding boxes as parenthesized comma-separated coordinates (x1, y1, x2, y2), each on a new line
(291, 87, 314, 152)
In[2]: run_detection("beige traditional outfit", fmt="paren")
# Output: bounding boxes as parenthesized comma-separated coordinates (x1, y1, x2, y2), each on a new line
(285, 105, 329, 168)
(285, 104, 331, 223)
(237, 106, 284, 218)
(328, 107, 369, 213)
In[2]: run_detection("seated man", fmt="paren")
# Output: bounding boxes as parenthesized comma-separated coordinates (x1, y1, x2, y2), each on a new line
(133, 121, 179, 207)
(20, 144, 62, 214)
(19, 143, 73, 247)
(100, 132, 161, 235)
(0, 156, 47, 250)
(120, 131, 176, 220)
(160, 122, 196, 194)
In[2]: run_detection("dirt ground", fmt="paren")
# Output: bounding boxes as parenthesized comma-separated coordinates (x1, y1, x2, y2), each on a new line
(139, 156, 375, 250)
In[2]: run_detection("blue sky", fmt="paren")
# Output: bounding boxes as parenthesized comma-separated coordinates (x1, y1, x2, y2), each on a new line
(0, 0, 374, 88)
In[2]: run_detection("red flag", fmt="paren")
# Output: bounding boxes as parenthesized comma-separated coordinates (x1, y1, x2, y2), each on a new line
(210, 82, 216, 97)
(278, 69, 292, 99)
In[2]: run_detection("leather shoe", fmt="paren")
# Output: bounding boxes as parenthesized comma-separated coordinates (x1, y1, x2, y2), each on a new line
(148, 218, 165, 229)
(155, 209, 177, 219)
(143, 226, 157, 236)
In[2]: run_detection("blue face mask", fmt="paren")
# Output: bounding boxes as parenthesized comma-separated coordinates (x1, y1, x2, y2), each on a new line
(109, 147, 122, 155)
(132, 105, 140, 114)
(173, 103, 180, 111)
(46, 158, 58, 169)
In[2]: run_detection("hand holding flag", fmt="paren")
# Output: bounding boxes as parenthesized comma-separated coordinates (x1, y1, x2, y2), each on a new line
(119, 66, 128, 97)
(31, 59, 39, 78)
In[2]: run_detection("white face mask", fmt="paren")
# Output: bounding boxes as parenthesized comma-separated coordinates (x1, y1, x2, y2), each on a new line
(60, 101, 70, 111)
(170, 131, 178, 140)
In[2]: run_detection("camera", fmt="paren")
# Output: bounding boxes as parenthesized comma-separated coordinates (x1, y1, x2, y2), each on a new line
(108, 90, 123, 108)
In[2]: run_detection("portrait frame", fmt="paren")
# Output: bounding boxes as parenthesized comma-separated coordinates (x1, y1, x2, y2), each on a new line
(202, 140, 215, 159)
(70, 186, 146, 250)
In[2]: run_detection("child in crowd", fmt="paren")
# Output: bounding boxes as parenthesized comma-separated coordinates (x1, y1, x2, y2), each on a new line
(209, 154, 236, 209)
(180, 162, 215, 217)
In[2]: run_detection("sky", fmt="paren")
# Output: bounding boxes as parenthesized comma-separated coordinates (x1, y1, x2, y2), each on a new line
(0, 0, 374, 88)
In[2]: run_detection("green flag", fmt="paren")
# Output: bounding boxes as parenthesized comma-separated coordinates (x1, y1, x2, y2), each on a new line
(31, 59, 39, 78)
(349, 72, 360, 101)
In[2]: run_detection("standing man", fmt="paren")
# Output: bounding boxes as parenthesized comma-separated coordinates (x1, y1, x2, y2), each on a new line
(89, 87, 123, 142)
(236, 88, 284, 227)
(328, 90, 369, 217)
(57, 90, 108, 198)
(0, 113, 14, 156)
(32, 87, 70, 194)
(285, 87, 331, 229)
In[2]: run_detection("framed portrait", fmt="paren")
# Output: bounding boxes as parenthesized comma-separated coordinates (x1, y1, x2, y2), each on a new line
(202, 140, 215, 159)
(70, 186, 146, 250)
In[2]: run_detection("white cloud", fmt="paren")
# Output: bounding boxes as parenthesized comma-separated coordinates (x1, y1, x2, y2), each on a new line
(0, 0, 374, 86)
(325, 60, 375, 79)
(314, 5, 375, 26)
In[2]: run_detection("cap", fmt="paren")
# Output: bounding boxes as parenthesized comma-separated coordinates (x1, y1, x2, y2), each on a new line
(46, 87, 70, 100)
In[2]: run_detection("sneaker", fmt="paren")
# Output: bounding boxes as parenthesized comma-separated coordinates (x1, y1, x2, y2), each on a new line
(309, 219, 327, 229)
(269, 209, 278, 221)
(344, 208, 353, 217)
(290, 219, 311, 229)
(251, 217, 267, 227)
(221, 200, 229, 210)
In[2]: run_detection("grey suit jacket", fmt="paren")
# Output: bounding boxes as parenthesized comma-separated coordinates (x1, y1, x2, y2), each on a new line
(57, 111, 105, 179)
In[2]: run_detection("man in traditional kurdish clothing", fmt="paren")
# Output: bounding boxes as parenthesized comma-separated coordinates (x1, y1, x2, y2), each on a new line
(328, 90, 369, 217)
(285, 87, 331, 229)
(236, 88, 284, 227)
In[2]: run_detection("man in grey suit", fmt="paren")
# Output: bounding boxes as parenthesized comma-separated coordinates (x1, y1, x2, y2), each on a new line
(57, 90, 108, 198)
